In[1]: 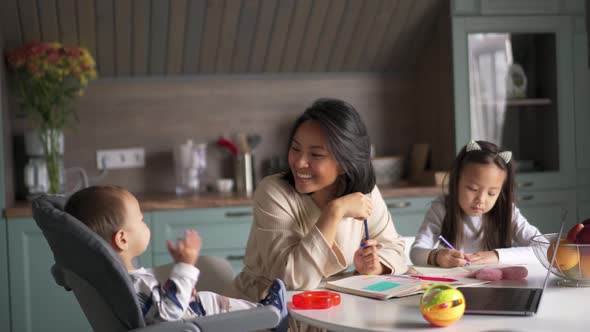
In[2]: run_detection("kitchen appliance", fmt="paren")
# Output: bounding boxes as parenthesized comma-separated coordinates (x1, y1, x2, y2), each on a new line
(23, 129, 64, 198)
(173, 140, 207, 195)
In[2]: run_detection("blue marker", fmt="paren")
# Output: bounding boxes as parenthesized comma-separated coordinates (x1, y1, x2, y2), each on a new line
(364, 219, 369, 242)
(438, 235, 470, 266)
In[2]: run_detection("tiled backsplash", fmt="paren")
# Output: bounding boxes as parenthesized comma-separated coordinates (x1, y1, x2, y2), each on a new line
(9, 74, 420, 196)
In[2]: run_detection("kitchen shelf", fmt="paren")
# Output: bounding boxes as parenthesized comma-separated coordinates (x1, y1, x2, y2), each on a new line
(475, 98, 552, 108)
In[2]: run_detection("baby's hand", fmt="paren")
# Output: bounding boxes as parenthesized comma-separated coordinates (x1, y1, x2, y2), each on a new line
(167, 230, 202, 265)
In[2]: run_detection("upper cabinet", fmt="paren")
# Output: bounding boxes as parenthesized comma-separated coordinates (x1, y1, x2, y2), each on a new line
(451, 0, 586, 190)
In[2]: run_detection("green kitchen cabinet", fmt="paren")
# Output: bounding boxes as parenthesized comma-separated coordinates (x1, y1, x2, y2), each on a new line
(515, 189, 578, 233)
(386, 197, 436, 237)
(452, 14, 577, 189)
(1, 219, 10, 332)
(7, 217, 91, 332)
(151, 206, 254, 274)
(451, 0, 587, 231)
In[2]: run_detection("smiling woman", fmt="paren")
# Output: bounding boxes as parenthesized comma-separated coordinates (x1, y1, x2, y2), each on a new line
(232, 98, 409, 307)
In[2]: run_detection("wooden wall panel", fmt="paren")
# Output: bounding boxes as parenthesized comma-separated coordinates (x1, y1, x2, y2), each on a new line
(232, 0, 260, 73)
(415, 0, 454, 171)
(18, 0, 41, 43)
(281, 0, 312, 72)
(57, 0, 78, 46)
(0, 0, 23, 48)
(96, 0, 115, 76)
(387, 0, 437, 70)
(342, 0, 381, 71)
(77, 0, 97, 58)
(373, 0, 415, 70)
(216, 0, 241, 73)
(248, 0, 277, 72)
(199, 0, 225, 74)
(149, 0, 170, 75)
(38, 0, 60, 42)
(167, 0, 189, 75)
(132, 0, 150, 75)
(264, 0, 295, 72)
(311, 0, 346, 72)
(400, 0, 444, 69)
(296, 0, 331, 72)
(115, 0, 133, 76)
(2, 0, 445, 75)
(359, 0, 399, 71)
(182, 0, 207, 74)
(327, 0, 364, 72)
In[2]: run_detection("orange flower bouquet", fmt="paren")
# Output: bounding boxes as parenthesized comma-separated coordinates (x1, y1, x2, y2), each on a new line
(6, 41, 97, 193)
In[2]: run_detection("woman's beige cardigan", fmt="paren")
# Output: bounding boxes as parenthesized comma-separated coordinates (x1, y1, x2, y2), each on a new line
(233, 174, 408, 301)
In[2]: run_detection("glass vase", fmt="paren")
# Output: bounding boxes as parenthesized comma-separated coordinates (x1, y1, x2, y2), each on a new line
(39, 128, 65, 194)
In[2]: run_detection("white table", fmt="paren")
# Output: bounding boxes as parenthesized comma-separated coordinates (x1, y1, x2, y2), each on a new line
(287, 264, 590, 332)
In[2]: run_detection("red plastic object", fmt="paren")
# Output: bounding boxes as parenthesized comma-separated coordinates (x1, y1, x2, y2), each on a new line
(292, 291, 341, 309)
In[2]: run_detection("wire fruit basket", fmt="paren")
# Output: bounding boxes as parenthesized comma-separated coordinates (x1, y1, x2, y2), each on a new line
(531, 233, 590, 287)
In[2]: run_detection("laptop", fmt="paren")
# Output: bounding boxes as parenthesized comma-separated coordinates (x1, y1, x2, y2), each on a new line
(460, 222, 565, 316)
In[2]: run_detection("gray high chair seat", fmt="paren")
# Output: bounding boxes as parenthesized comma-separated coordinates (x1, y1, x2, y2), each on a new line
(32, 195, 281, 332)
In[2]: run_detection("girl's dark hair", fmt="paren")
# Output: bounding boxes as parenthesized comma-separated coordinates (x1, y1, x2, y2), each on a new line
(283, 98, 376, 195)
(64, 185, 128, 244)
(441, 140, 515, 250)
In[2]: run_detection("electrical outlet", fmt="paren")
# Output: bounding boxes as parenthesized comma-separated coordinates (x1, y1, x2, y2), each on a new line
(96, 148, 145, 170)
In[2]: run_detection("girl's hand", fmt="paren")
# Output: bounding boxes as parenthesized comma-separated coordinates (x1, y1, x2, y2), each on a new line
(464, 250, 499, 265)
(167, 230, 202, 265)
(354, 239, 384, 275)
(330, 192, 372, 220)
(435, 248, 471, 267)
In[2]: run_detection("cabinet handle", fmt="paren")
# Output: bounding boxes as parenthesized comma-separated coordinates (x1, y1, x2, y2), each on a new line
(516, 181, 534, 188)
(517, 195, 534, 201)
(387, 201, 412, 209)
(226, 255, 245, 261)
(225, 211, 253, 218)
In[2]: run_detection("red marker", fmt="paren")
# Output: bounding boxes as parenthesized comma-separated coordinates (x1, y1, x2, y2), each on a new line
(412, 275, 457, 283)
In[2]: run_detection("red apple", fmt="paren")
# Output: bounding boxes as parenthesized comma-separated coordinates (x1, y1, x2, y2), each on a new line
(567, 224, 585, 242)
(575, 225, 590, 245)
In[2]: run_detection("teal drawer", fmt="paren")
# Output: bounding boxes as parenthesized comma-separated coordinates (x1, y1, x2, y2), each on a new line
(152, 206, 253, 254)
(153, 249, 245, 276)
(385, 197, 435, 237)
(516, 189, 577, 233)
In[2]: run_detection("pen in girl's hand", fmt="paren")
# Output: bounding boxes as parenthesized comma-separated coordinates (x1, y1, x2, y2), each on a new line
(438, 235, 471, 266)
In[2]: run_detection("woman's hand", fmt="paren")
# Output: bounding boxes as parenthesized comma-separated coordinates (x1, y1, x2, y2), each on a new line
(354, 239, 384, 275)
(464, 250, 499, 265)
(167, 229, 202, 265)
(330, 192, 373, 220)
(434, 248, 471, 267)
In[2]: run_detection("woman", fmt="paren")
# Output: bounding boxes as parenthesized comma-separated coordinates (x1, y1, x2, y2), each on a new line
(233, 98, 408, 301)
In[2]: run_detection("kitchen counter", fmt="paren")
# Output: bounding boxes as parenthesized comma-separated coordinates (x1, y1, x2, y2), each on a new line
(4, 184, 443, 218)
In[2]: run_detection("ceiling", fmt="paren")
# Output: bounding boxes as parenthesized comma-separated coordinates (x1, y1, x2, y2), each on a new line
(0, 0, 446, 76)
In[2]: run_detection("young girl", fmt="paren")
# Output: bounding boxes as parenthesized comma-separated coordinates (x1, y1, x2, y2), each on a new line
(410, 140, 541, 267)
(233, 98, 408, 302)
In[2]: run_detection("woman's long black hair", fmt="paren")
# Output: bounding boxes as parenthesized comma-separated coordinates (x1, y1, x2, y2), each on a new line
(441, 140, 515, 250)
(283, 98, 376, 196)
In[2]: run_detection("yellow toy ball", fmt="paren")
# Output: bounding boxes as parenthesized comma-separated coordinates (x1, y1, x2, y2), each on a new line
(420, 284, 465, 327)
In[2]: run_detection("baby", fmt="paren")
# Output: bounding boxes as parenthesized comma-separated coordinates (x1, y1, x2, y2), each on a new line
(64, 185, 287, 330)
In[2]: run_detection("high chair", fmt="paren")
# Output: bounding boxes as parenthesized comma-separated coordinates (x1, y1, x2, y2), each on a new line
(32, 195, 281, 332)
